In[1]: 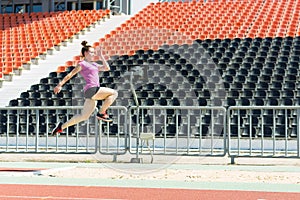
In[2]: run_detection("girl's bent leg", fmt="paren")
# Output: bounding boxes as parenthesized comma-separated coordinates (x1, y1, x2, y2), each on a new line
(92, 87, 118, 113)
(61, 99, 97, 130)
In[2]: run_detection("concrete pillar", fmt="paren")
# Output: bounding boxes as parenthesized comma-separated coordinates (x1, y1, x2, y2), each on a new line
(50, 0, 55, 12)
(118, 0, 122, 13)
(12, 0, 15, 13)
(72, 2, 76, 10)
(78, 0, 81, 10)
(93, 0, 97, 10)
(65, 0, 68, 11)
(41, 0, 49, 12)
(107, 0, 111, 10)
(103, 0, 110, 9)
(29, 0, 33, 14)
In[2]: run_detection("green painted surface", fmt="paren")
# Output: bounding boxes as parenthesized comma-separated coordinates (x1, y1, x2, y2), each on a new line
(0, 162, 299, 193)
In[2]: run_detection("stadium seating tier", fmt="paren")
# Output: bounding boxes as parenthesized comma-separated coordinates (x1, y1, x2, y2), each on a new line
(2, 0, 300, 138)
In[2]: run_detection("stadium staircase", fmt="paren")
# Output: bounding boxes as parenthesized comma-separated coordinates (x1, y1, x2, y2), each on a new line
(0, 10, 131, 106)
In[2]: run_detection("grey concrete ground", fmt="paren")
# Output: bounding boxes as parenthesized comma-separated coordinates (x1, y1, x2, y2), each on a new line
(1, 153, 300, 194)
(1, 152, 300, 166)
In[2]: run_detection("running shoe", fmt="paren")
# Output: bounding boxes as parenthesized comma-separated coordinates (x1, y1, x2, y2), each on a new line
(97, 112, 113, 122)
(51, 122, 63, 135)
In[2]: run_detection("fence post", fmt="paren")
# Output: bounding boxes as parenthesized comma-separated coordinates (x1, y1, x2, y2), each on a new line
(35, 109, 39, 152)
(230, 156, 236, 164)
(130, 106, 143, 163)
(129, 70, 143, 163)
(297, 109, 300, 158)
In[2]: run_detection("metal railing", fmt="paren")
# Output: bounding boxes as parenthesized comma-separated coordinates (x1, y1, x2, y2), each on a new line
(128, 106, 227, 157)
(1, 105, 299, 162)
(228, 106, 300, 160)
(0, 106, 99, 154)
(98, 106, 128, 155)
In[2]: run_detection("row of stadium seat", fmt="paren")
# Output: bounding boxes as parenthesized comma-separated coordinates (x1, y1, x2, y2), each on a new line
(3, 0, 300, 138)
(0, 9, 106, 29)
(87, 1, 299, 59)
(123, 0, 300, 40)
(0, 9, 109, 81)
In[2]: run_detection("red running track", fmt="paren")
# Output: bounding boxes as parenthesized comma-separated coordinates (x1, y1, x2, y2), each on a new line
(0, 184, 300, 200)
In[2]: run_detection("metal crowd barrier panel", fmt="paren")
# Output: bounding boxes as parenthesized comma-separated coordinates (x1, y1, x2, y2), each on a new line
(0, 106, 98, 154)
(98, 106, 128, 155)
(4, 104, 299, 163)
(228, 106, 300, 163)
(128, 106, 227, 158)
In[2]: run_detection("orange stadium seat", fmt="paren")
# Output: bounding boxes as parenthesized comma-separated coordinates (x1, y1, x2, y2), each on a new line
(3, 62, 13, 75)
(73, 55, 82, 65)
(56, 66, 67, 73)
(65, 60, 75, 67)
(3, 0, 300, 139)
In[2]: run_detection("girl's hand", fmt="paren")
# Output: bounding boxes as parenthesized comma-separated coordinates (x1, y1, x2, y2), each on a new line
(54, 85, 62, 94)
(96, 46, 110, 61)
(96, 46, 104, 58)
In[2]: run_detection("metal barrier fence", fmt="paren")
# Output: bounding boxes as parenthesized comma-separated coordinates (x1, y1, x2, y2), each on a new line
(98, 106, 128, 155)
(228, 106, 300, 160)
(0, 106, 99, 154)
(1, 105, 300, 162)
(128, 106, 227, 157)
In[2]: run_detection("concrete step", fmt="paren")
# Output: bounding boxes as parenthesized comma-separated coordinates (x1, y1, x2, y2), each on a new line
(0, 14, 132, 107)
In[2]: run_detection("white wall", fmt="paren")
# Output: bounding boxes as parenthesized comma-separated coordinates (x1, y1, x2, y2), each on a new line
(130, 0, 160, 15)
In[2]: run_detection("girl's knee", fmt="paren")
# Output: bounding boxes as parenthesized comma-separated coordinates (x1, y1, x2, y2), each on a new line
(110, 90, 118, 101)
(113, 90, 118, 98)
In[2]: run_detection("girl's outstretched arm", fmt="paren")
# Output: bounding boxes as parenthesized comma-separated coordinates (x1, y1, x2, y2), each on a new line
(54, 65, 82, 94)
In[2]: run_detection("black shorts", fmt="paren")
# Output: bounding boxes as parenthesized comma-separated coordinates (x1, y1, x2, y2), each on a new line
(84, 87, 100, 99)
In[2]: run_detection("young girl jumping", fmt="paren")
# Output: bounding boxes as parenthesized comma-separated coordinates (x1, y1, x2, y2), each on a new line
(51, 41, 118, 135)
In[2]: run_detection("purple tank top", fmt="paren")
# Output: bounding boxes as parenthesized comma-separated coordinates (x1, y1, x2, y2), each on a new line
(79, 60, 100, 92)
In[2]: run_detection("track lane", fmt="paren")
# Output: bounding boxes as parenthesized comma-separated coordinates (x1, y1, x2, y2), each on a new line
(0, 184, 300, 200)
